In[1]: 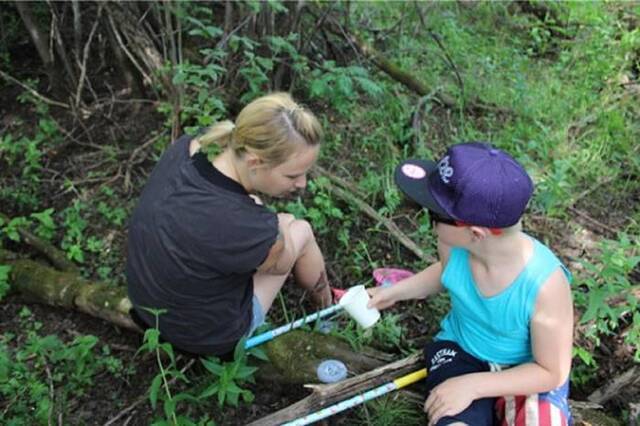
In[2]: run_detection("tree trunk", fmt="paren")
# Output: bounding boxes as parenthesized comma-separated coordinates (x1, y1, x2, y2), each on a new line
(14, 1, 65, 96)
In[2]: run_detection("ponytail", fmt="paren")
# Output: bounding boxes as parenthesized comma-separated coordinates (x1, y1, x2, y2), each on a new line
(196, 93, 322, 165)
(195, 120, 235, 148)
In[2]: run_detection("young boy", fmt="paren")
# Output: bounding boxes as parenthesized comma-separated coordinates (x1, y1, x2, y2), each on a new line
(368, 142, 573, 426)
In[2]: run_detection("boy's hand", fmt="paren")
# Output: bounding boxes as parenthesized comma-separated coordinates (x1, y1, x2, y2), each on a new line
(367, 287, 396, 310)
(424, 376, 476, 425)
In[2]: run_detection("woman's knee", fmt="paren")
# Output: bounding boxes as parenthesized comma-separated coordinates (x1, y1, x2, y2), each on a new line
(289, 219, 315, 251)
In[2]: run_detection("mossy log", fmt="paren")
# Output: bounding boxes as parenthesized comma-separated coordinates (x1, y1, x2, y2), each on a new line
(2, 251, 393, 385)
(5, 256, 138, 331)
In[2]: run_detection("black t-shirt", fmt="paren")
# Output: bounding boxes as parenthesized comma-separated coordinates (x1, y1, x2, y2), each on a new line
(126, 135, 278, 355)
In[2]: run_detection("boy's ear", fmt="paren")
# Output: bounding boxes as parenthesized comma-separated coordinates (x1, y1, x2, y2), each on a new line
(469, 226, 489, 241)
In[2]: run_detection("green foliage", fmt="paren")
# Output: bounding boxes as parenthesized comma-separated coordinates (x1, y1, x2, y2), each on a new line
(331, 313, 404, 352)
(137, 308, 194, 425)
(0, 307, 129, 424)
(138, 309, 261, 424)
(30, 208, 56, 241)
(96, 186, 129, 227)
(0, 92, 62, 210)
(61, 200, 88, 263)
(350, 394, 424, 426)
(573, 234, 640, 377)
(1, 216, 29, 242)
(198, 340, 262, 408)
(0, 264, 11, 302)
(282, 177, 345, 236)
(309, 61, 383, 115)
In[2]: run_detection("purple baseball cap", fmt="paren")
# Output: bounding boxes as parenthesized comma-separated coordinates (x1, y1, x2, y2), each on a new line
(394, 142, 534, 228)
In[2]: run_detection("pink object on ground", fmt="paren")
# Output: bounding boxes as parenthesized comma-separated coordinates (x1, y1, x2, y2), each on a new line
(331, 287, 347, 301)
(373, 268, 414, 288)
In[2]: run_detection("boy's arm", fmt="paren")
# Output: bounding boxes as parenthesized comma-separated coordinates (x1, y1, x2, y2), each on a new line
(368, 240, 451, 310)
(424, 268, 573, 423)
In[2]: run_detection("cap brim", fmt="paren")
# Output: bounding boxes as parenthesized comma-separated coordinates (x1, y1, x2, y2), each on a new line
(394, 159, 451, 219)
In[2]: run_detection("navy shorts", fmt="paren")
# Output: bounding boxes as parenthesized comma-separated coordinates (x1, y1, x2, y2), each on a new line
(424, 340, 496, 426)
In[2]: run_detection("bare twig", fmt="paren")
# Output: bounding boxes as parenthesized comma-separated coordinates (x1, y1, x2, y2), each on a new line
(428, 31, 464, 95)
(75, 4, 105, 108)
(44, 363, 55, 426)
(588, 366, 639, 405)
(411, 90, 441, 150)
(216, 14, 253, 51)
(312, 168, 432, 263)
(106, 9, 153, 87)
(567, 206, 618, 237)
(0, 212, 79, 273)
(0, 70, 69, 109)
(47, 0, 77, 86)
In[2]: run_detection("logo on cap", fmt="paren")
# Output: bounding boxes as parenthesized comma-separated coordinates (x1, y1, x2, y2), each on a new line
(438, 155, 453, 184)
(401, 164, 426, 179)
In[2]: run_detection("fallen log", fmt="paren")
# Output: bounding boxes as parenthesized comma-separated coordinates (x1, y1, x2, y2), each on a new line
(1, 249, 393, 385)
(247, 352, 423, 425)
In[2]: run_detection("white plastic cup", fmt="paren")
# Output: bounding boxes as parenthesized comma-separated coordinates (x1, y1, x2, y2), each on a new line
(338, 285, 380, 329)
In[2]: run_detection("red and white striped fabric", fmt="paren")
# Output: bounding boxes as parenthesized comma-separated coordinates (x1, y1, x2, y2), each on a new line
(496, 394, 569, 426)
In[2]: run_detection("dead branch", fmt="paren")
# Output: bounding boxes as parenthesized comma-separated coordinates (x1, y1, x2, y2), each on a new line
(411, 91, 440, 150)
(247, 352, 423, 426)
(46, 0, 78, 88)
(567, 206, 618, 238)
(105, 6, 155, 91)
(588, 365, 640, 405)
(74, 4, 104, 109)
(0, 212, 79, 274)
(328, 21, 508, 115)
(0, 70, 70, 109)
(312, 168, 432, 263)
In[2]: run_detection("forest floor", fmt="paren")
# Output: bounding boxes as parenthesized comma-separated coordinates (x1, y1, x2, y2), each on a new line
(2, 2, 640, 424)
(1, 92, 636, 424)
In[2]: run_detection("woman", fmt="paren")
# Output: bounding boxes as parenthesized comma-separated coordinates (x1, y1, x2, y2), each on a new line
(126, 93, 333, 356)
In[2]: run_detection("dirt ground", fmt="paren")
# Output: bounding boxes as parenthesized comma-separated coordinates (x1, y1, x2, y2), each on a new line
(1, 34, 638, 426)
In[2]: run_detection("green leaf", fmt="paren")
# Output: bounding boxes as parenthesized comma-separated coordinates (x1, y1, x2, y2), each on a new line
(201, 357, 224, 376)
(199, 383, 220, 399)
(163, 397, 177, 419)
(149, 374, 163, 409)
(0, 264, 11, 301)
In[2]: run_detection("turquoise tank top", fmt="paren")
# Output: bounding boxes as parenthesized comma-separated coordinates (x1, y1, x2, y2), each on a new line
(436, 236, 571, 365)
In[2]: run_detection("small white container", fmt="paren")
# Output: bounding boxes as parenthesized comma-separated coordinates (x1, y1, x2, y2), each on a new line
(339, 285, 380, 329)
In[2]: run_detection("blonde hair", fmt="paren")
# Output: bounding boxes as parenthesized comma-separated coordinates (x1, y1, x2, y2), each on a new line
(196, 92, 322, 166)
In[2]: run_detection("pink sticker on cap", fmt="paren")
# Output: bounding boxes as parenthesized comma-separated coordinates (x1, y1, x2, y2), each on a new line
(401, 164, 426, 179)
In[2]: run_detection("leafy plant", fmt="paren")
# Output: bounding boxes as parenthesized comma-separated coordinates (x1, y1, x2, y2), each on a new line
(573, 233, 640, 367)
(0, 264, 11, 302)
(61, 200, 88, 263)
(308, 61, 383, 115)
(0, 307, 129, 424)
(30, 208, 56, 241)
(137, 308, 195, 425)
(198, 340, 264, 407)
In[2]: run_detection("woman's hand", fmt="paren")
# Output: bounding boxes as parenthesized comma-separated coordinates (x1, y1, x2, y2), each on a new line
(423, 376, 476, 426)
(367, 287, 397, 310)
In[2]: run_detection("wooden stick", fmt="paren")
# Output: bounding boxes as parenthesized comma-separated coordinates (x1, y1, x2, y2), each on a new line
(588, 365, 639, 405)
(0, 212, 79, 273)
(0, 70, 69, 109)
(246, 353, 423, 426)
(312, 170, 432, 263)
